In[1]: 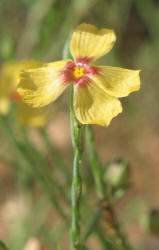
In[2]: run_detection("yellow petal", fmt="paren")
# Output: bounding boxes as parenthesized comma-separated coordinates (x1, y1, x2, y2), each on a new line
(15, 60, 43, 84)
(70, 23, 116, 61)
(0, 61, 43, 98)
(18, 103, 48, 127)
(0, 98, 10, 115)
(18, 61, 70, 108)
(74, 79, 122, 126)
(93, 66, 141, 98)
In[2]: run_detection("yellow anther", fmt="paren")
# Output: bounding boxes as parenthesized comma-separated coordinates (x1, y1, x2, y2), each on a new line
(73, 67, 85, 78)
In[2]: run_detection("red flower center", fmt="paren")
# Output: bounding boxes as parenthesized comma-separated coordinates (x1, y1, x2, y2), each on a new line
(61, 57, 99, 87)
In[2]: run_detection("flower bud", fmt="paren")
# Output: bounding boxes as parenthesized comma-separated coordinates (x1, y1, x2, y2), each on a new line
(141, 209, 159, 236)
(104, 159, 130, 188)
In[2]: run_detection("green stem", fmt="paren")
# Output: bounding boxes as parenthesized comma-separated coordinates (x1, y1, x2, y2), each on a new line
(86, 125, 132, 250)
(70, 86, 84, 250)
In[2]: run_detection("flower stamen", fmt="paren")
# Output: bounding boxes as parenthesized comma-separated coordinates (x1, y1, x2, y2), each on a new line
(73, 67, 85, 79)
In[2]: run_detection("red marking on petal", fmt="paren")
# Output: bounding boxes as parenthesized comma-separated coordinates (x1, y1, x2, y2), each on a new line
(76, 76, 90, 87)
(60, 61, 76, 83)
(76, 57, 93, 65)
(11, 91, 21, 101)
(85, 65, 100, 75)
(65, 61, 75, 70)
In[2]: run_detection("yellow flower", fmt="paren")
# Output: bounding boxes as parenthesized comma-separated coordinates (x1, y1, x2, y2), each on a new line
(0, 61, 49, 127)
(18, 23, 141, 126)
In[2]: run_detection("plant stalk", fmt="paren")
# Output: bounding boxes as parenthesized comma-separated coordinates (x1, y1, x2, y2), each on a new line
(70, 85, 84, 250)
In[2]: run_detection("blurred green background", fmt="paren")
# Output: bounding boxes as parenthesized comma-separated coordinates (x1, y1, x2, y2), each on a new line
(0, 0, 159, 249)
